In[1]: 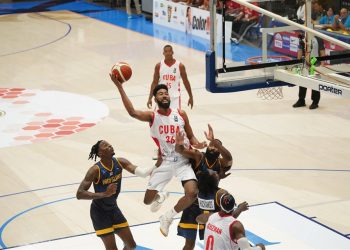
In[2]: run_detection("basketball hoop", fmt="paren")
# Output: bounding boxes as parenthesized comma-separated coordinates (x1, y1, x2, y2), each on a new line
(246, 56, 292, 100)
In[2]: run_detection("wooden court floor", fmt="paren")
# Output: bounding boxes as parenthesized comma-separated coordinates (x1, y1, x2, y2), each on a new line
(0, 10, 349, 249)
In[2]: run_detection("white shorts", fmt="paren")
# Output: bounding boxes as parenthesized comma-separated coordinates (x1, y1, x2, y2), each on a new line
(147, 158, 196, 191)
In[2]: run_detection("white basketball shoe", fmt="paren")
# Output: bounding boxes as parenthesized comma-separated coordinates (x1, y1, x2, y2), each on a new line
(150, 191, 169, 213)
(159, 214, 173, 237)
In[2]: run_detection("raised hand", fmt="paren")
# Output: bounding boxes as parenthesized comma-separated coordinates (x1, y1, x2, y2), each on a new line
(147, 98, 153, 109)
(176, 131, 185, 146)
(188, 96, 193, 109)
(236, 201, 249, 212)
(192, 141, 207, 149)
(109, 73, 122, 88)
(204, 124, 214, 141)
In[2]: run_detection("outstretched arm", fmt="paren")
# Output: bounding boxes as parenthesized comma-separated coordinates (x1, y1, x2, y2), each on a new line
(205, 124, 233, 178)
(118, 157, 158, 178)
(232, 201, 249, 218)
(76, 165, 117, 200)
(175, 131, 202, 165)
(147, 63, 161, 109)
(110, 73, 153, 122)
(179, 63, 193, 109)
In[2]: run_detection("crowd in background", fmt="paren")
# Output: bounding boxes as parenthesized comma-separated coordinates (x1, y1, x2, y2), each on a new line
(165, 0, 350, 33)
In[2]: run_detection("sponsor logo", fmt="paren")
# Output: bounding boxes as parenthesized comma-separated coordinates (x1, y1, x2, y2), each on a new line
(282, 36, 290, 42)
(174, 115, 178, 122)
(290, 36, 299, 45)
(290, 44, 298, 52)
(319, 84, 342, 95)
(282, 43, 290, 49)
(275, 40, 282, 48)
(275, 33, 282, 41)
(192, 15, 207, 30)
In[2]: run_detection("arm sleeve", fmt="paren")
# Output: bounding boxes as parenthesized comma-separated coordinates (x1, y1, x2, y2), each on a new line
(134, 165, 157, 178)
(237, 237, 262, 250)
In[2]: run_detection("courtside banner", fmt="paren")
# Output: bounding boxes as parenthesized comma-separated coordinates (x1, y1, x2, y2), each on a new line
(153, 0, 232, 42)
(153, 0, 186, 31)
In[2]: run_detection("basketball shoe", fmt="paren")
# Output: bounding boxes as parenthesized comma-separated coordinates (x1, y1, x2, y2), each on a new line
(159, 214, 173, 237)
(150, 191, 169, 212)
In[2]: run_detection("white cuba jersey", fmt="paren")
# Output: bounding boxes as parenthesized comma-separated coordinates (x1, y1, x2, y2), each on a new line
(150, 108, 190, 161)
(204, 212, 239, 250)
(159, 59, 181, 98)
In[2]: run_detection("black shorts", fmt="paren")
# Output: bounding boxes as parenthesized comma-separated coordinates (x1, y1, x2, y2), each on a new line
(90, 202, 128, 237)
(177, 202, 205, 240)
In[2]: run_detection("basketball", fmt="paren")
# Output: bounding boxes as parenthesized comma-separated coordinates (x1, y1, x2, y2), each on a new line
(111, 62, 132, 83)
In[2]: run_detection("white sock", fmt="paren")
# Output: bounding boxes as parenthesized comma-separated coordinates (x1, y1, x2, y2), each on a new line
(165, 207, 178, 219)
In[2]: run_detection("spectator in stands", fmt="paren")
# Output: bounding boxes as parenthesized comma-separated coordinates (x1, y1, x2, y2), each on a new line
(229, 2, 259, 45)
(199, 0, 209, 11)
(191, 0, 203, 8)
(225, 0, 242, 18)
(173, 0, 191, 5)
(126, 0, 141, 18)
(311, 0, 324, 23)
(318, 7, 334, 29)
(296, 0, 305, 24)
(333, 8, 350, 32)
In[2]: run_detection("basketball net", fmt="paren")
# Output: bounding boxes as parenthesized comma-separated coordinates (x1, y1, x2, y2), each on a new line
(256, 86, 283, 100)
(246, 56, 288, 100)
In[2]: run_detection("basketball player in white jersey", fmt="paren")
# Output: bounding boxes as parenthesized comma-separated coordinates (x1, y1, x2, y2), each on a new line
(147, 44, 194, 110)
(110, 74, 206, 237)
(202, 193, 265, 250)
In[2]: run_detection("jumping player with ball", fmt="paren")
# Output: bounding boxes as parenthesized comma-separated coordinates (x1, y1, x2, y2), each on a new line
(110, 71, 206, 237)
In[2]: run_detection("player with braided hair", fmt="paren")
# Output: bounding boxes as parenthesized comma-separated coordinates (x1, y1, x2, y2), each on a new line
(76, 140, 157, 250)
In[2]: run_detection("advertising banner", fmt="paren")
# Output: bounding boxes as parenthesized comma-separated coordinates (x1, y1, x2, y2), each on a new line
(153, 0, 231, 42)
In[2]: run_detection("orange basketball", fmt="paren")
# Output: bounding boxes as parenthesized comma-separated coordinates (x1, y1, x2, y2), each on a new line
(111, 62, 132, 83)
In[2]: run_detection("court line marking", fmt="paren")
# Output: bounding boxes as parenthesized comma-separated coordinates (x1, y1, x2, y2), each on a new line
(1, 168, 349, 199)
(2, 199, 349, 249)
(0, 12, 71, 57)
(275, 201, 350, 240)
(0, 176, 136, 199)
(0, 190, 184, 249)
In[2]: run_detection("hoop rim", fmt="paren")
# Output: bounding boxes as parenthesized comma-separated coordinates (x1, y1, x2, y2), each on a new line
(246, 55, 293, 65)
